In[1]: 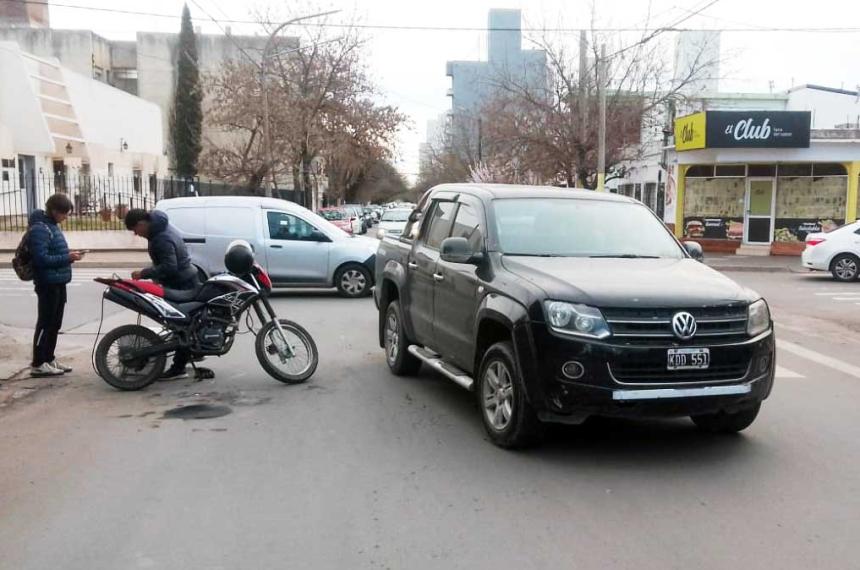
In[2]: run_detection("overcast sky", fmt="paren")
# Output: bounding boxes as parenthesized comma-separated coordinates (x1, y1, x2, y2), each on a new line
(49, 0, 860, 181)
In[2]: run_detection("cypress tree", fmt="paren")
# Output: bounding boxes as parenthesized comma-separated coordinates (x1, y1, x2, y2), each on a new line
(171, 4, 202, 178)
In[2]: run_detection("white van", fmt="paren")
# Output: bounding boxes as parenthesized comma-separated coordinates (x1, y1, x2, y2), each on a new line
(156, 196, 379, 297)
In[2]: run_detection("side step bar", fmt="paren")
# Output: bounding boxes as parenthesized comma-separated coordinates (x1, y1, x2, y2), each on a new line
(407, 345, 474, 390)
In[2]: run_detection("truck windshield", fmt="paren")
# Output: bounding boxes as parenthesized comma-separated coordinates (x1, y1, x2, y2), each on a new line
(493, 198, 685, 259)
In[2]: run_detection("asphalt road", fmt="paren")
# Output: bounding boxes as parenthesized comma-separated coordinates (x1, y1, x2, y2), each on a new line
(1, 270, 860, 569)
(0, 268, 127, 330)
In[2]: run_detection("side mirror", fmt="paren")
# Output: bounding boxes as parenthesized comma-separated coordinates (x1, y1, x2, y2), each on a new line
(683, 241, 704, 262)
(441, 236, 482, 264)
(310, 228, 331, 243)
(408, 210, 422, 223)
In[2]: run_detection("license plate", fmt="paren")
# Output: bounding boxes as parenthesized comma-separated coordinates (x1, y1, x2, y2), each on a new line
(667, 348, 710, 370)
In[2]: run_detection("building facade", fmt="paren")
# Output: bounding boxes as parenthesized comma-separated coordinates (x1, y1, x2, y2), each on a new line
(0, 42, 165, 215)
(0, 12, 281, 171)
(444, 9, 546, 159)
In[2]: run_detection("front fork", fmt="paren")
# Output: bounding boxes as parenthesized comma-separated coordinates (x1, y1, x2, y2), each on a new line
(254, 296, 295, 359)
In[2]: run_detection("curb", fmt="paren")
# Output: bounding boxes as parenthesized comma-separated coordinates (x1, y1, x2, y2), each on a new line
(706, 265, 792, 273)
(0, 261, 142, 269)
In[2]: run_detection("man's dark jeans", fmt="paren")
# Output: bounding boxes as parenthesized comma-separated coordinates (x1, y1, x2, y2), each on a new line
(32, 283, 66, 367)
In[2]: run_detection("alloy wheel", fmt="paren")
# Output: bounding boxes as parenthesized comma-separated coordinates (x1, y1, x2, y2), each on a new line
(384, 310, 399, 365)
(482, 360, 514, 431)
(835, 257, 858, 280)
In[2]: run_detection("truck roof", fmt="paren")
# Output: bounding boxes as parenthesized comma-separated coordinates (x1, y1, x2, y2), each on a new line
(429, 183, 637, 203)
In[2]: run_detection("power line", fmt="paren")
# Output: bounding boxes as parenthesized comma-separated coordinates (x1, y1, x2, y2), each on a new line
(7, 0, 860, 34)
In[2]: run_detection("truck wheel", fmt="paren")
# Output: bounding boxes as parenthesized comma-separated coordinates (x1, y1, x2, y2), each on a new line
(691, 403, 761, 434)
(336, 264, 372, 298)
(830, 254, 859, 281)
(384, 300, 421, 375)
(477, 342, 543, 449)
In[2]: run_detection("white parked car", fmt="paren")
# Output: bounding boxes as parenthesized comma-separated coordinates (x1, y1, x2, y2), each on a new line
(376, 208, 412, 239)
(156, 196, 379, 297)
(801, 221, 860, 281)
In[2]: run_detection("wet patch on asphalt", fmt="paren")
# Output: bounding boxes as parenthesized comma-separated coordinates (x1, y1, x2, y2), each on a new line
(162, 404, 233, 420)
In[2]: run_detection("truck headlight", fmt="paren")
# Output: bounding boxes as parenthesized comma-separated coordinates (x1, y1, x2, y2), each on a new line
(544, 301, 611, 340)
(747, 299, 771, 337)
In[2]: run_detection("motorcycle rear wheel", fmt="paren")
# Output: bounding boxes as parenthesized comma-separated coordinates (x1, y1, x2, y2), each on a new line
(255, 319, 318, 384)
(96, 325, 167, 391)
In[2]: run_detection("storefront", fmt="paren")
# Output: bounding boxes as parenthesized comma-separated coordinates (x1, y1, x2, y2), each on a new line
(668, 110, 860, 253)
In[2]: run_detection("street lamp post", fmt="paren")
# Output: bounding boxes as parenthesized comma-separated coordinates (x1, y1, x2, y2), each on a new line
(260, 10, 339, 198)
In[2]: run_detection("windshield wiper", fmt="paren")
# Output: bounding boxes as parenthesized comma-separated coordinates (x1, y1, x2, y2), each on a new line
(589, 254, 661, 259)
(505, 253, 564, 257)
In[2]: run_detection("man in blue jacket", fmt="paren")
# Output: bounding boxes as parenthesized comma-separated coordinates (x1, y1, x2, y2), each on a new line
(29, 194, 83, 377)
(125, 208, 199, 379)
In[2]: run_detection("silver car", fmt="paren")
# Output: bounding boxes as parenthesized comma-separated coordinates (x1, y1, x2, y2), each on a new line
(156, 196, 379, 297)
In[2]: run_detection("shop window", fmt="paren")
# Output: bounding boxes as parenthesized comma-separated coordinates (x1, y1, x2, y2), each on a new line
(715, 164, 745, 177)
(813, 163, 847, 176)
(686, 165, 714, 178)
(644, 183, 656, 210)
(634, 184, 642, 201)
(778, 164, 812, 177)
(747, 164, 776, 177)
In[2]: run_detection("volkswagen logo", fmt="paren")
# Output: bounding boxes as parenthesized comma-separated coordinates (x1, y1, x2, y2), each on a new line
(672, 312, 697, 340)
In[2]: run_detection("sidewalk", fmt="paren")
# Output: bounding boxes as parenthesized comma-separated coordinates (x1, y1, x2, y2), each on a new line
(705, 254, 804, 273)
(0, 250, 149, 269)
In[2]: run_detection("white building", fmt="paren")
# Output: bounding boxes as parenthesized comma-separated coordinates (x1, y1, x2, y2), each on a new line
(0, 41, 165, 214)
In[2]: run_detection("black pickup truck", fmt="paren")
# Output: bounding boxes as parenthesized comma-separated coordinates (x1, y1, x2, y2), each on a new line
(374, 184, 775, 448)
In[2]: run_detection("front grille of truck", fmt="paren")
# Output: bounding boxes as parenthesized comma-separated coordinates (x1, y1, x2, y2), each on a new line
(602, 305, 749, 345)
(608, 361, 751, 384)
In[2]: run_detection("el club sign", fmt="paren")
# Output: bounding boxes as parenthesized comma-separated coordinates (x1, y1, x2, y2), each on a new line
(674, 111, 811, 151)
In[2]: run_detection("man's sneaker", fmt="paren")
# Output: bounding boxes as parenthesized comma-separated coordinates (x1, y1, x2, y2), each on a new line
(160, 367, 189, 381)
(30, 363, 64, 377)
(49, 360, 73, 373)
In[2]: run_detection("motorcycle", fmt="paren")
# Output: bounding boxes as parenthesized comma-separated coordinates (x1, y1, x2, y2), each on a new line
(93, 241, 318, 391)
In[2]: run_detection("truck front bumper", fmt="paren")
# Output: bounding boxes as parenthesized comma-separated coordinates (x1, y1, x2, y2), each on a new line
(514, 324, 775, 422)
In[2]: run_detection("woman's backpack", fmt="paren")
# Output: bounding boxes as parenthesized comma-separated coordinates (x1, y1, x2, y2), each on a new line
(12, 223, 50, 281)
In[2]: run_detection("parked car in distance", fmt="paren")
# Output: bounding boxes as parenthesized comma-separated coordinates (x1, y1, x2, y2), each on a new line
(343, 204, 368, 234)
(376, 208, 412, 239)
(157, 196, 378, 297)
(318, 207, 354, 234)
(375, 184, 774, 448)
(802, 221, 860, 281)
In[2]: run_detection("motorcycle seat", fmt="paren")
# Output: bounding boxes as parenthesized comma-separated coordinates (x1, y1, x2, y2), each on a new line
(163, 286, 202, 303)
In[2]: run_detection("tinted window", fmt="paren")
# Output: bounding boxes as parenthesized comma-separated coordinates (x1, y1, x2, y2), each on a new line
(493, 198, 684, 259)
(267, 211, 321, 241)
(450, 203, 483, 250)
(424, 201, 457, 249)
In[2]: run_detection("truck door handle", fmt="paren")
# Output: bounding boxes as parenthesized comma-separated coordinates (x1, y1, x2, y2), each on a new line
(433, 273, 445, 282)
(407, 261, 418, 270)
(270, 244, 283, 249)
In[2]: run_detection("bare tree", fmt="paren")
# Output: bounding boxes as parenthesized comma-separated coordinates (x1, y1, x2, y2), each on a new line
(201, 9, 406, 203)
(436, 22, 719, 189)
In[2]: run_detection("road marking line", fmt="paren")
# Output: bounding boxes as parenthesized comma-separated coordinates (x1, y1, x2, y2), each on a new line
(774, 365, 803, 378)
(777, 339, 860, 380)
(814, 292, 849, 296)
(832, 297, 860, 301)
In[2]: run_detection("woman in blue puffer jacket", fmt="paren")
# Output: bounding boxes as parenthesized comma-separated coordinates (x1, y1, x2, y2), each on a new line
(28, 194, 84, 377)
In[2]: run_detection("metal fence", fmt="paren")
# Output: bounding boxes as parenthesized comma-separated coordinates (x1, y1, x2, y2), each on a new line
(0, 173, 305, 231)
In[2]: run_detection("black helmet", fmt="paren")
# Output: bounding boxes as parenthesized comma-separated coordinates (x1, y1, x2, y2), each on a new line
(224, 240, 255, 275)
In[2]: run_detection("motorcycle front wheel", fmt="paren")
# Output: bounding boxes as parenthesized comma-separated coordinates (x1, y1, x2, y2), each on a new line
(255, 319, 318, 384)
(95, 324, 167, 391)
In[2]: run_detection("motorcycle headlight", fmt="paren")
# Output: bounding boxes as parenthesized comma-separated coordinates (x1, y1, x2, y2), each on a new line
(747, 299, 771, 337)
(544, 301, 611, 340)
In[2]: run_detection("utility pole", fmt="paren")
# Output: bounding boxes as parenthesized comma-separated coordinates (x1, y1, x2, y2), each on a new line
(597, 44, 607, 192)
(578, 30, 588, 188)
(477, 117, 483, 163)
(261, 10, 339, 198)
